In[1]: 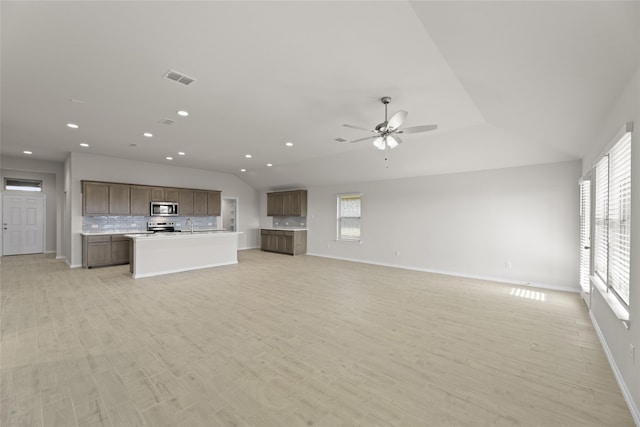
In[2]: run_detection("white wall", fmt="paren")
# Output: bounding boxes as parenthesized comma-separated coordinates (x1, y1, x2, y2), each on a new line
(582, 66, 640, 422)
(304, 160, 581, 291)
(0, 156, 65, 256)
(68, 152, 260, 267)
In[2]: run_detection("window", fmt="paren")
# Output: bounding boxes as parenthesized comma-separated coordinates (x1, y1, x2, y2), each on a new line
(592, 126, 632, 308)
(4, 178, 42, 192)
(579, 179, 591, 293)
(337, 194, 361, 241)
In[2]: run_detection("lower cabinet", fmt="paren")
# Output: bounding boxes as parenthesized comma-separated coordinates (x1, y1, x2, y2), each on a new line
(83, 234, 131, 268)
(260, 229, 307, 255)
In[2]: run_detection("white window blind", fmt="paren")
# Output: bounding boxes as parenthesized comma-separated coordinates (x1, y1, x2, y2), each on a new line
(579, 180, 591, 293)
(337, 194, 361, 241)
(607, 132, 632, 305)
(594, 157, 609, 283)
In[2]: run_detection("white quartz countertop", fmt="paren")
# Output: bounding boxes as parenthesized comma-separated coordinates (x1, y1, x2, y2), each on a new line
(261, 227, 308, 231)
(81, 231, 153, 236)
(126, 231, 241, 240)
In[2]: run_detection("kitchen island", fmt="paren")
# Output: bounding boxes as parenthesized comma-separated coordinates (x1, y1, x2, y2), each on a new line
(126, 231, 240, 278)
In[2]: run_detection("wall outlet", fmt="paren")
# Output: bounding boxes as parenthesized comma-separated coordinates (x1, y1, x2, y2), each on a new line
(91, 224, 99, 229)
(631, 344, 635, 364)
(131, 224, 137, 227)
(326, 243, 330, 249)
(395, 249, 400, 257)
(505, 260, 512, 269)
(208, 223, 213, 226)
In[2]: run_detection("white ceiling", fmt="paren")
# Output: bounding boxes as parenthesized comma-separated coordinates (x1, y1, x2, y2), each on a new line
(2, 1, 638, 191)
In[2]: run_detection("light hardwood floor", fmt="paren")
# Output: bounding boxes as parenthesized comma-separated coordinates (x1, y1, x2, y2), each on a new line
(0, 250, 634, 426)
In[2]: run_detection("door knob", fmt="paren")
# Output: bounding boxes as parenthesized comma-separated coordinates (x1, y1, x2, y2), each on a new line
(584, 246, 591, 249)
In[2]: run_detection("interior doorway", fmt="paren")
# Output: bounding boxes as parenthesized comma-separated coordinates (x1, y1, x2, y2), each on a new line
(2, 193, 46, 255)
(222, 198, 238, 231)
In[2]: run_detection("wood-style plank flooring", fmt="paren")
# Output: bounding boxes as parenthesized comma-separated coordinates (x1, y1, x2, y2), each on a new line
(0, 250, 634, 426)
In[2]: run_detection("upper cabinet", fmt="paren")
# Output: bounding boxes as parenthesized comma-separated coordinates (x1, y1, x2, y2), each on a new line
(267, 190, 307, 217)
(179, 189, 195, 215)
(150, 187, 179, 202)
(83, 182, 110, 215)
(130, 186, 151, 215)
(82, 181, 222, 217)
(207, 191, 221, 216)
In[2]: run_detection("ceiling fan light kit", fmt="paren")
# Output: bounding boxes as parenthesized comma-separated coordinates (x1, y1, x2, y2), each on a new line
(342, 96, 438, 153)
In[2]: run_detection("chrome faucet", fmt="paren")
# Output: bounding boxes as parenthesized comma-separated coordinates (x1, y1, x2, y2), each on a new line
(185, 218, 193, 233)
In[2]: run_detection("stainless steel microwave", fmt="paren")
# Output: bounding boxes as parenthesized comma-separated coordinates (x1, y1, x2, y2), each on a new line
(150, 201, 179, 216)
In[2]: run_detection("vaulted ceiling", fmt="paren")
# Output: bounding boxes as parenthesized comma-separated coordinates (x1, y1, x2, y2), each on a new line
(2, 1, 638, 190)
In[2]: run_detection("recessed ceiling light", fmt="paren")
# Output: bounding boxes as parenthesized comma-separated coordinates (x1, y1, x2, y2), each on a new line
(177, 110, 189, 117)
(178, 151, 185, 156)
(285, 142, 293, 147)
(23, 150, 32, 155)
(267, 163, 273, 167)
(67, 123, 79, 129)
(143, 132, 153, 138)
(166, 156, 173, 160)
(240, 168, 246, 172)
(245, 154, 252, 158)
(80, 143, 90, 147)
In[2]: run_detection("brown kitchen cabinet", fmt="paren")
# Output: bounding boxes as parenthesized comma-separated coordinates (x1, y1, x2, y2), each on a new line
(193, 191, 208, 215)
(109, 184, 131, 214)
(260, 229, 307, 255)
(266, 190, 307, 217)
(82, 181, 221, 216)
(207, 191, 221, 216)
(130, 186, 151, 215)
(82, 234, 131, 268)
(151, 187, 180, 202)
(83, 182, 110, 215)
(82, 181, 131, 215)
(179, 190, 194, 215)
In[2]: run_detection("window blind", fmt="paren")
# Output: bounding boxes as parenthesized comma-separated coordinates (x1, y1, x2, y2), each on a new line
(607, 132, 632, 304)
(579, 180, 591, 293)
(594, 157, 609, 283)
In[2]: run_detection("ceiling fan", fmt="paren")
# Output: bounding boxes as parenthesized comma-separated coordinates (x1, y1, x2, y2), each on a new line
(342, 97, 437, 150)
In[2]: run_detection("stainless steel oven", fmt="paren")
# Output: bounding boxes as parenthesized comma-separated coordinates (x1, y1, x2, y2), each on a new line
(150, 201, 179, 216)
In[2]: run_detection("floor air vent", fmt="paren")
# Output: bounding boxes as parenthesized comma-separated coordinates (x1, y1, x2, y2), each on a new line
(164, 70, 196, 86)
(160, 118, 175, 125)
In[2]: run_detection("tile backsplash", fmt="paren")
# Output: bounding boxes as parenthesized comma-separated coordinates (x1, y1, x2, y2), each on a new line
(272, 216, 306, 228)
(82, 216, 218, 233)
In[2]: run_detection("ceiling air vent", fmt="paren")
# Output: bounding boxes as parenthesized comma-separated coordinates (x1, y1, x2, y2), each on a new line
(335, 137, 348, 143)
(164, 70, 196, 86)
(160, 118, 175, 125)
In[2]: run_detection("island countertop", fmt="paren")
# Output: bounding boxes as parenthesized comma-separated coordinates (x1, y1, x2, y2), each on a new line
(128, 231, 241, 278)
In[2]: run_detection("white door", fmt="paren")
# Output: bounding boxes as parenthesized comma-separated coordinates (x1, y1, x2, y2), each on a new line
(2, 193, 45, 255)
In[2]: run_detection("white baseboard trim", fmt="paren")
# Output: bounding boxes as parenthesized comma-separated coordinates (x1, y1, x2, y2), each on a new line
(45, 250, 56, 254)
(239, 245, 260, 251)
(306, 252, 579, 293)
(589, 311, 640, 426)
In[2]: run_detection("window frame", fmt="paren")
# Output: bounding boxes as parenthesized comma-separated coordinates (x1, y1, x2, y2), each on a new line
(336, 193, 362, 243)
(4, 178, 43, 192)
(590, 122, 632, 324)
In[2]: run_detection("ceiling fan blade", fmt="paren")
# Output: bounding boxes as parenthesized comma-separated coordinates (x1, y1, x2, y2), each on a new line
(399, 124, 438, 134)
(386, 135, 402, 149)
(373, 137, 386, 150)
(348, 135, 378, 143)
(386, 110, 408, 131)
(343, 124, 373, 132)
